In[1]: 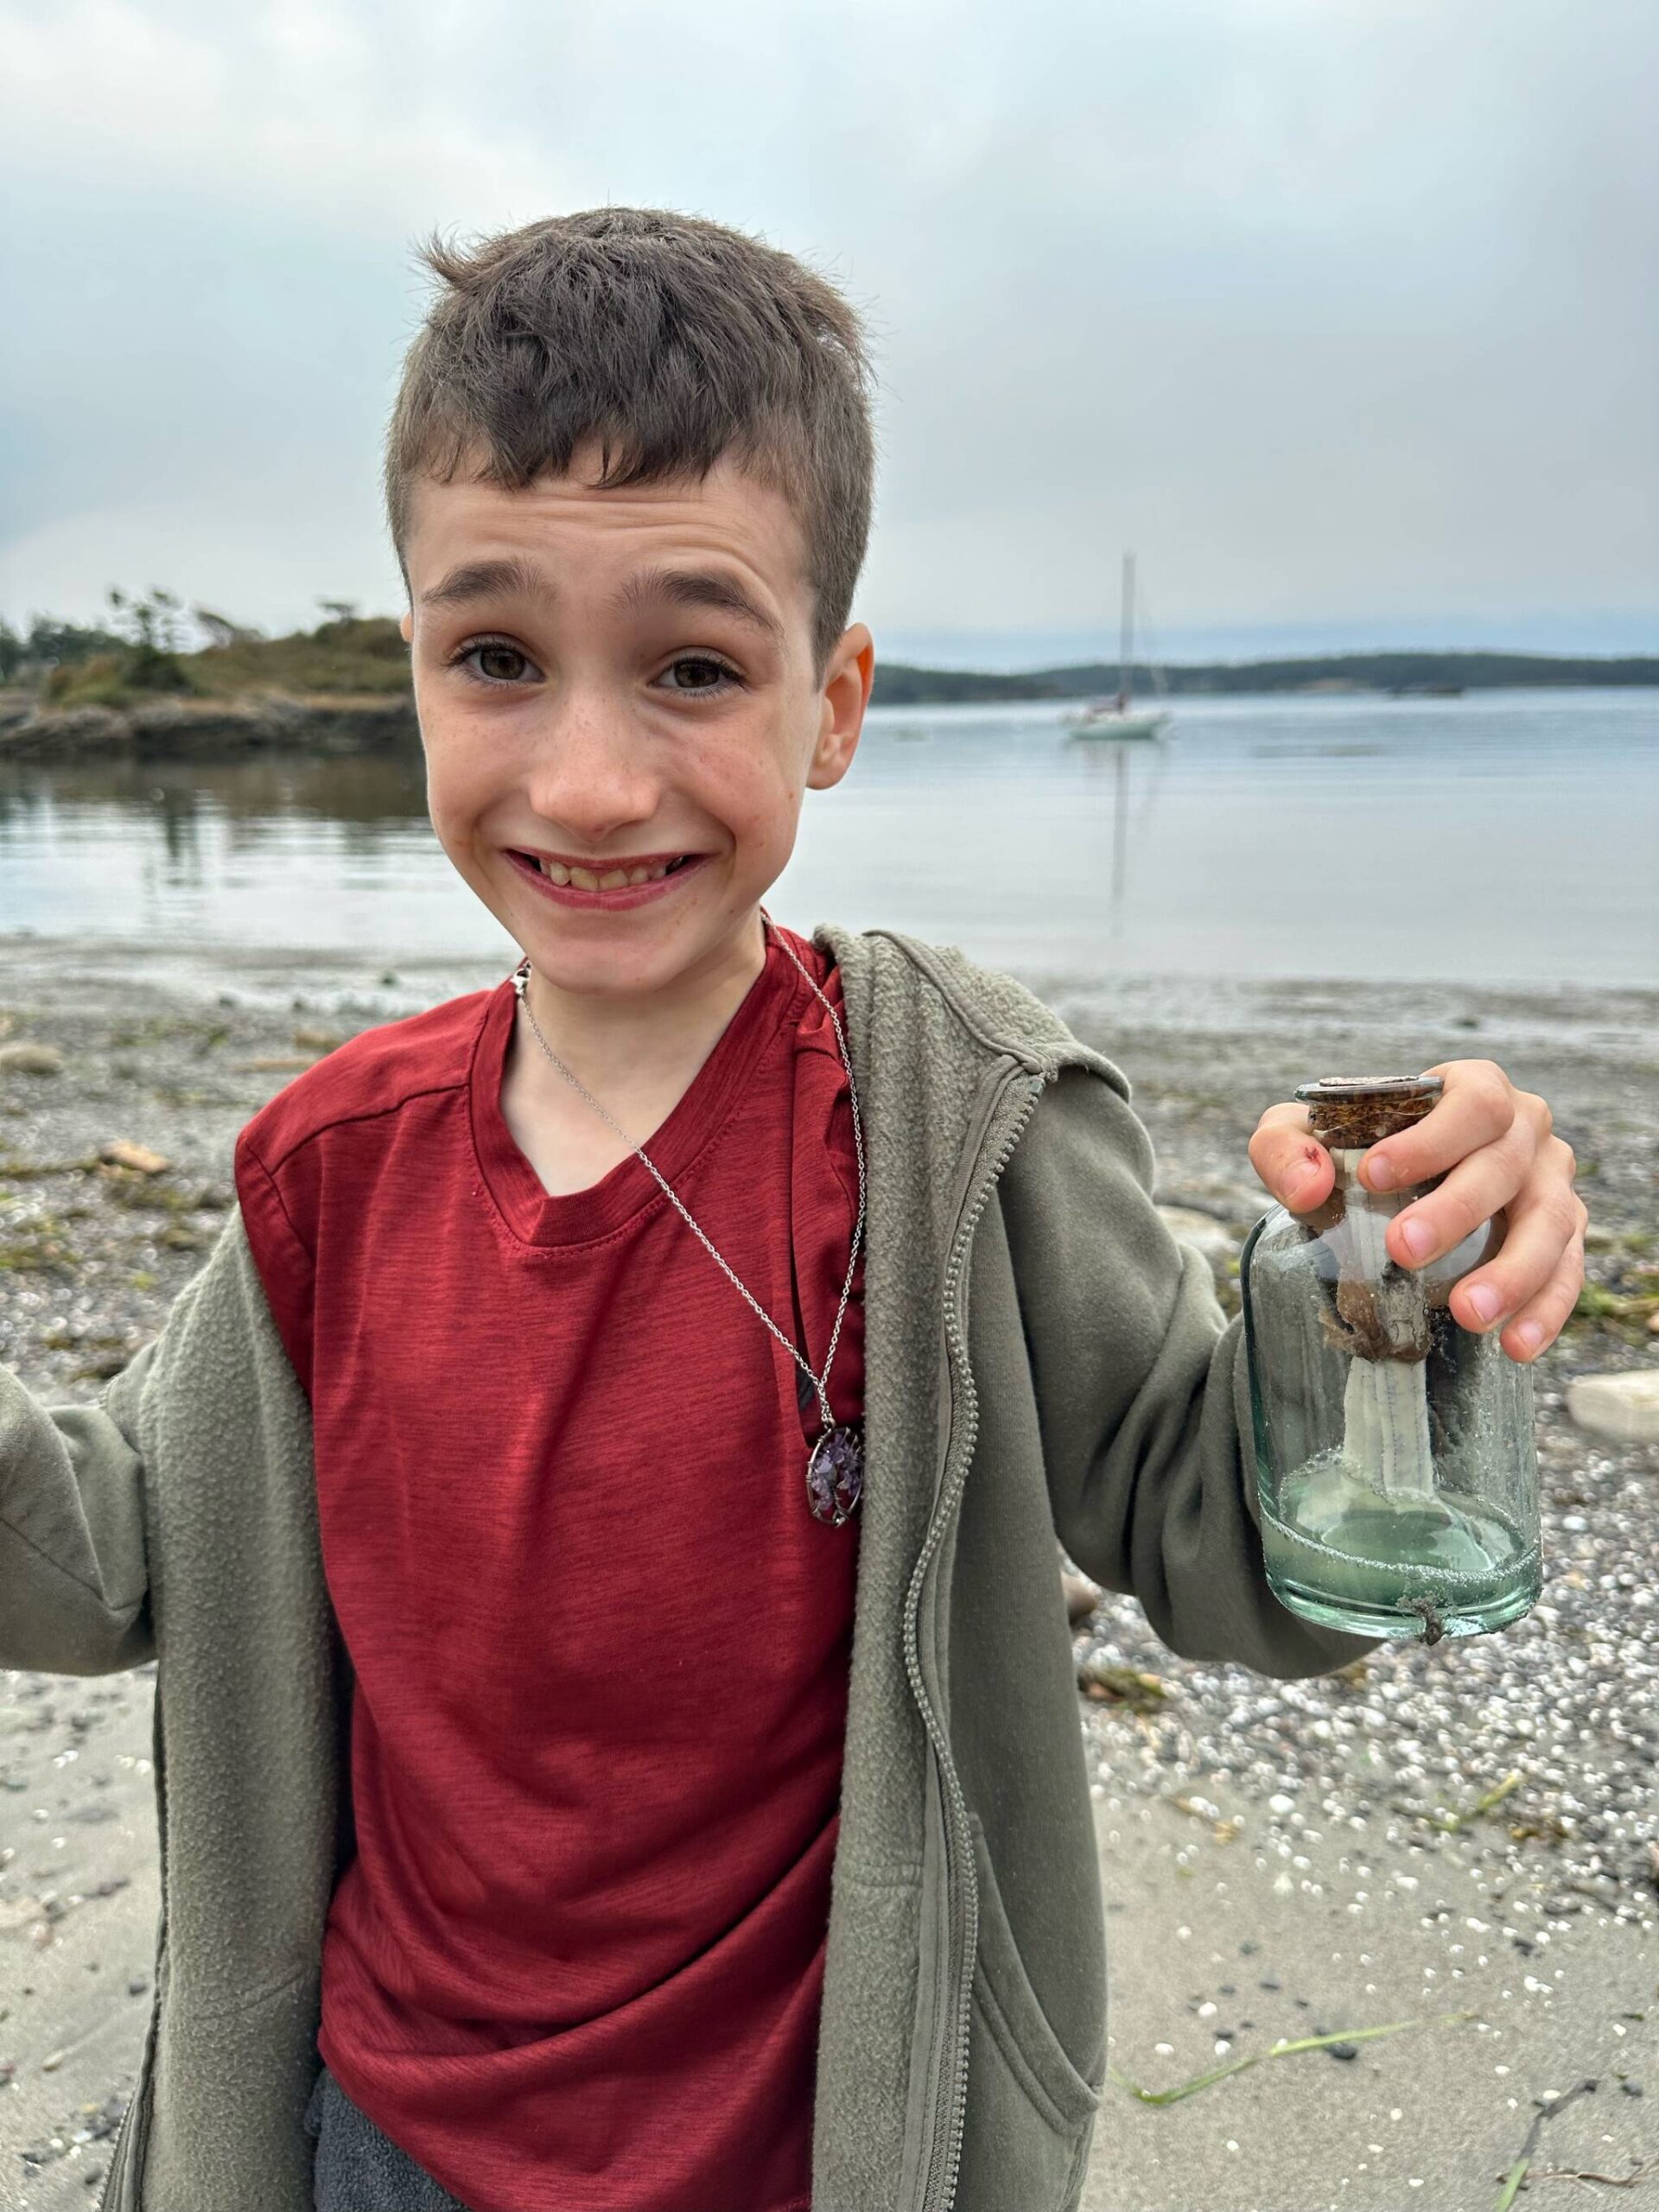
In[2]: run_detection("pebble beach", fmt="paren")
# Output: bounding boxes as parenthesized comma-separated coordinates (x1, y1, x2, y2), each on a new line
(1, 935, 1655, 2211)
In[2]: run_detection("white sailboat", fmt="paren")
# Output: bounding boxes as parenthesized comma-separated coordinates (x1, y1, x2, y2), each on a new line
(1064, 552, 1173, 740)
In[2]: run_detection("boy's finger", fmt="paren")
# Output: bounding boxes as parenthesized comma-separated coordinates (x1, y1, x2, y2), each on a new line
(1357, 1061, 1518, 1193)
(1249, 1103, 1333, 1211)
(1445, 1179, 1582, 1336)
(1497, 1241, 1587, 1362)
(1385, 1122, 1535, 1268)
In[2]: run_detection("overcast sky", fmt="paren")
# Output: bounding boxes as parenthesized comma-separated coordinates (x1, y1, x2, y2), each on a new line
(3, 0, 1654, 666)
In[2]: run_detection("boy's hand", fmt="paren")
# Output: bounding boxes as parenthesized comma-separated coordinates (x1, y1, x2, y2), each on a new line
(1247, 1060, 1585, 1363)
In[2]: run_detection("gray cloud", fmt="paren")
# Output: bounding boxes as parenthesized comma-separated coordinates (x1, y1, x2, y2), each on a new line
(2, 0, 1654, 658)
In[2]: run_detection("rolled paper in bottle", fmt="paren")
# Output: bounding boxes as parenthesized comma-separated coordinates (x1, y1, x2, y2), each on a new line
(1327, 1146, 1437, 1501)
(1295, 1077, 1444, 1503)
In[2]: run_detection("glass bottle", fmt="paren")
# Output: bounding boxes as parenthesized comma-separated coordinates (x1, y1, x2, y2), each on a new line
(1240, 1075, 1541, 1643)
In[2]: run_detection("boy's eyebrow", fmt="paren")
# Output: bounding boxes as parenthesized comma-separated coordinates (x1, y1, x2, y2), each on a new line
(419, 556, 547, 611)
(419, 556, 785, 648)
(613, 565, 785, 648)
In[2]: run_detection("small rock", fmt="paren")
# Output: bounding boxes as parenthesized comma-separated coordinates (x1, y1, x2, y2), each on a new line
(1325, 2040, 1360, 2061)
(1567, 1370, 1659, 1447)
(0, 1042, 64, 1076)
(127, 1976, 148, 1996)
(98, 1139, 170, 1175)
(292, 1026, 343, 1053)
(1062, 1571, 1103, 1626)
(1623, 2081, 1643, 2097)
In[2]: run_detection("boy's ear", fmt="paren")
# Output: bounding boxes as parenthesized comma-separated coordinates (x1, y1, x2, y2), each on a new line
(808, 623, 874, 791)
(399, 609, 413, 645)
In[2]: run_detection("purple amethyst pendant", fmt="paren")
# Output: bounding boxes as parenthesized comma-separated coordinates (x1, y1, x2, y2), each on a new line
(807, 1422, 864, 1525)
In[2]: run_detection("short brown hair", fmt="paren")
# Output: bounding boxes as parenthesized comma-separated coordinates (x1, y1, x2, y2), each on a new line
(384, 207, 876, 679)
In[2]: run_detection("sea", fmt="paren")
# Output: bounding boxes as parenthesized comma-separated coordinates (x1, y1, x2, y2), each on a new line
(1, 689, 1655, 990)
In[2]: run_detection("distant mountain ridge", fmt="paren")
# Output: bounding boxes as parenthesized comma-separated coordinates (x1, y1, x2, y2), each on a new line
(869, 650, 1659, 706)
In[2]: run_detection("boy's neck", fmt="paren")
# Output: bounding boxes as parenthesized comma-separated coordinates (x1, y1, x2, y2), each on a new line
(500, 909, 772, 1191)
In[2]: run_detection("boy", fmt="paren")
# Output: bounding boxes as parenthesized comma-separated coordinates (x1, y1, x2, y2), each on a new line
(0, 207, 1582, 2212)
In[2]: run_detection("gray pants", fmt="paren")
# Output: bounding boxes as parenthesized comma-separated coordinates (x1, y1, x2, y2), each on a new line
(304, 2060, 473, 2212)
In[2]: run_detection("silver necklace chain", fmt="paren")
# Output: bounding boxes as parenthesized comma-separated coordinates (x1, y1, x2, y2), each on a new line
(509, 915, 867, 1437)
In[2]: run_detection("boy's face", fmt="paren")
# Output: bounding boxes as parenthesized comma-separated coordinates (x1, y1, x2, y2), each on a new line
(399, 441, 873, 1002)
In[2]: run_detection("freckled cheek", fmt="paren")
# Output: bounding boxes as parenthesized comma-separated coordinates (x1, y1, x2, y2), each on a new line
(423, 764, 511, 874)
(423, 721, 531, 829)
(683, 744, 798, 858)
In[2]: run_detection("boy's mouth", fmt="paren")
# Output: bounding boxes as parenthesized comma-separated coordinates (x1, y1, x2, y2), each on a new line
(504, 846, 710, 908)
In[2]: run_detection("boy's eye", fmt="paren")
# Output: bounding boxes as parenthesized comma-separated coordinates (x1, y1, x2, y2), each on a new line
(658, 654, 741, 696)
(451, 639, 538, 686)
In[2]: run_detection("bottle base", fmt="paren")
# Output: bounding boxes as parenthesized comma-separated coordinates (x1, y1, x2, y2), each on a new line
(1260, 1461, 1541, 1643)
(1267, 1571, 1541, 1642)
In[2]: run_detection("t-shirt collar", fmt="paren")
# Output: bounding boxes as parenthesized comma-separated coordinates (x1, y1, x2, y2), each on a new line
(467, 929, 805, 1250)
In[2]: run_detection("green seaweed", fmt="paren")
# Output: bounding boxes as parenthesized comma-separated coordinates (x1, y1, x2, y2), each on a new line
(1109, 2010, 1476, 2106)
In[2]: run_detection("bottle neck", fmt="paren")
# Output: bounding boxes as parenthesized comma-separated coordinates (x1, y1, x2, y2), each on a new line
(1325, 1143, 1431, 1202)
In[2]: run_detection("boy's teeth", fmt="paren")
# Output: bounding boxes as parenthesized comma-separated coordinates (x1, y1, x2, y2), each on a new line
(537, 856, 679, 888)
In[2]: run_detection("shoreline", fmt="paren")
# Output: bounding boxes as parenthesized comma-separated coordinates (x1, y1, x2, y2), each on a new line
(4, 925, 1657, 1039)
(3, 670, 1656, 759)
(1, 943, 1655, 2208)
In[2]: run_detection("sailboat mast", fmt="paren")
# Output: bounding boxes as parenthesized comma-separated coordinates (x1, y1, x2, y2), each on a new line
(1117, 551, 1135, 711)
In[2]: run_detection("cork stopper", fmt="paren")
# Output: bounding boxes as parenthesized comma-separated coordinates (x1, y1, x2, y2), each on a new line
(1294, 1075, 1443, 1148)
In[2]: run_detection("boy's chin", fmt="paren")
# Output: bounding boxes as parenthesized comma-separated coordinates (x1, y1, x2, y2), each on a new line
(511, 887, 770, 993)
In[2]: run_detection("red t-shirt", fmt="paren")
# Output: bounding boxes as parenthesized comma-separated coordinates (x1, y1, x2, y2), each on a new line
(232, 922, 862, 2212)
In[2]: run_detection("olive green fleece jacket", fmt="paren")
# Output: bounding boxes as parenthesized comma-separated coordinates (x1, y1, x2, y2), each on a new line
(0, 924, 1373, 2212)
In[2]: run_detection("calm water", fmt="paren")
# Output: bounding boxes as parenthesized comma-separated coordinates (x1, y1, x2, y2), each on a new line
(1, 690, 1654, 986)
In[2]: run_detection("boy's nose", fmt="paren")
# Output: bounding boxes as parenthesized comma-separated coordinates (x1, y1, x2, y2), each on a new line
(520, 702, 664, 842)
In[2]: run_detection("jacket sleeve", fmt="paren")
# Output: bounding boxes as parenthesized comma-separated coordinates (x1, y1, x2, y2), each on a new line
(0, 1332, 159, 1675)
(997, 1059, 1380, 1678)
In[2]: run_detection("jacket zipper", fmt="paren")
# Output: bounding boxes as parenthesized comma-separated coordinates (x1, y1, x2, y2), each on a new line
(95, 2097, 132, 2212)
(903, 1064, 1047, 2212)
(97, 1669, 167, 2212)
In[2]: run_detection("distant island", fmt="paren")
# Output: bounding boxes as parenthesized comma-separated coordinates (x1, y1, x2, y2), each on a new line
(0, 591, 1654, 758)
(869, 649, 1659, 706)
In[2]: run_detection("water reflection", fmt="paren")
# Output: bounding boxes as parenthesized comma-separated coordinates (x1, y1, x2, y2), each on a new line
(0, 750, 428, 834)
(0, 749, 448, 950)
(1061, 734, 1172, 916)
